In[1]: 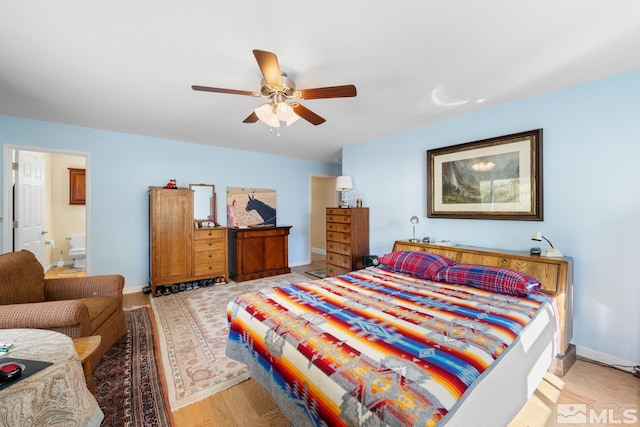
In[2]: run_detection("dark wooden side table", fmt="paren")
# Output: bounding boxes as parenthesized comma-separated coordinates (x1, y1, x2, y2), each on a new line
(73, 335, 101, 393)
(228, 226, 292, 282)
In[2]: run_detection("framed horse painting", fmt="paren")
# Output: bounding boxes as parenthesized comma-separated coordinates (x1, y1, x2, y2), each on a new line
(226, 187, 277, 227)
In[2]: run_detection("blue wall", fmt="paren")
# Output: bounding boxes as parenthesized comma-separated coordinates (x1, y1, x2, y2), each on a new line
(343, 68, 640, 364)
(0, 117, 340, 287)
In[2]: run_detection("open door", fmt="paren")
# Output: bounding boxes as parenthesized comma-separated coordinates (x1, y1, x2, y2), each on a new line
(14, 151, 46, 265)
(310, 175, 335, 259)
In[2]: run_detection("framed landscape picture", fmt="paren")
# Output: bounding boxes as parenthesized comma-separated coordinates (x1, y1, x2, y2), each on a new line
(427, 129, 543, 220)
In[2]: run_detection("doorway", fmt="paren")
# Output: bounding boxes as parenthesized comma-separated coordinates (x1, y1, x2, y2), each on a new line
(309, 175, 336, 267)
(2, 144, 88, 271)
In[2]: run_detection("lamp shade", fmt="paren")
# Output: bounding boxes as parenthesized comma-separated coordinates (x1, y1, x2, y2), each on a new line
(285, 113, 301, 127)
(255, 103, 280, 128)
(336, 176, 353, 191)
(276, 102, 294, 121)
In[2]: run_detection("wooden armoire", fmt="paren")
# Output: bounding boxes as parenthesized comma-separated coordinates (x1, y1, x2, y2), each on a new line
(148, 186, 227, 295)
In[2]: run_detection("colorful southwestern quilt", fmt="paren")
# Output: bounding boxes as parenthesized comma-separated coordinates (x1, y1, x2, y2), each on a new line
(226, 267, 551, 426)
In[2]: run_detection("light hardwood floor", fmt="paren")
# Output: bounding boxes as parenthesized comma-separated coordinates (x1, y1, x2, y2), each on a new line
(50, 263, 640, 426)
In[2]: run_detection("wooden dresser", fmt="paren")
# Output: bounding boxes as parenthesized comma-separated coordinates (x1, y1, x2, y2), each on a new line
(193, 227, 228, 282)
(326, 207, 369, 277)
(228, 226, 292, 282)
(392, 240, 575, 376)
(148, 186, 227, 295)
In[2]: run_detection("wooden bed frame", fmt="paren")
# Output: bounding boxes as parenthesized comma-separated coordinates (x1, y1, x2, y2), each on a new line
(392, 240, 576, 376)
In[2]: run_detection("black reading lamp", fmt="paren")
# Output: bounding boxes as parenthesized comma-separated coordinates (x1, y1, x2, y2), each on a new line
(531, 232, 563, 257)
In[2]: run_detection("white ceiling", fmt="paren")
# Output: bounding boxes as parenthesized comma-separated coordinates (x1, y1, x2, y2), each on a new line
(2, 1, 640, 163)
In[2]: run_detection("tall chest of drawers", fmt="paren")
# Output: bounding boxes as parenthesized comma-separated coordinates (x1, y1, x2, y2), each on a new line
(326, 207, 369, 276)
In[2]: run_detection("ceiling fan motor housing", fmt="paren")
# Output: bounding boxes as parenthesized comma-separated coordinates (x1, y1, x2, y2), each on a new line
(260, 73, 296, 98)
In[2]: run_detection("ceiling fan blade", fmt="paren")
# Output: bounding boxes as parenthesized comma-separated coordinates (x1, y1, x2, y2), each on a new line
(243, 112, 259, 123)
(253, 50, 283, 87)
(297, 84, 357, 100)
(292, 104, 326, 126)
(192, 85, 255, 96)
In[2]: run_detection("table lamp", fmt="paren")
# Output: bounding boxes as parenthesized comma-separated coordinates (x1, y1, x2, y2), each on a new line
(336, 176, 352, 208)
(409, 216, 420, 242)
(531, 232, 563, 257)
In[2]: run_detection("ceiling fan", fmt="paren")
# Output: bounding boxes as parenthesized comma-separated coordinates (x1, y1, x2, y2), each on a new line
(192, 49, 357, 128)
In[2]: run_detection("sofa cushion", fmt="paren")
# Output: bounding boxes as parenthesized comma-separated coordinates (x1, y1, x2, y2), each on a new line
(0, 250, 46, 305)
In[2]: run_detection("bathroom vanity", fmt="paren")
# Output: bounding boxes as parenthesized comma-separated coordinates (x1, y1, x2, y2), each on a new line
(148, 186, 228, 296)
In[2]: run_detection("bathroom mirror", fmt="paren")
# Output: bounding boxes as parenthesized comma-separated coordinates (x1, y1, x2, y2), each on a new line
(189, 184, 218, 227)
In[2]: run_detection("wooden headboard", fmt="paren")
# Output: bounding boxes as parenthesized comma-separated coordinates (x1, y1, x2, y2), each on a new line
(392, 240, 575, 376)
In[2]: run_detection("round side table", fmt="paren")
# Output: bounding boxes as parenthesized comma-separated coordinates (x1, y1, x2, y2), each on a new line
(0, 329, 104, 427)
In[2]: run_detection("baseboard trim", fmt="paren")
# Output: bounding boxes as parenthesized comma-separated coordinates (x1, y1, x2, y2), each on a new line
(124, 285, 147, 294)
(576, 344, 638, 373)
(550, 343, 576, 377)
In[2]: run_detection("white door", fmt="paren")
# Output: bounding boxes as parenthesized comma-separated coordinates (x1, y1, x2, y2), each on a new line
(14, 151, 46, 265)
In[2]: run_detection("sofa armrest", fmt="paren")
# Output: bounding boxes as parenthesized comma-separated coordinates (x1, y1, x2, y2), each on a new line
(44, 274, 125, 301)
(0, 300, 91, 337)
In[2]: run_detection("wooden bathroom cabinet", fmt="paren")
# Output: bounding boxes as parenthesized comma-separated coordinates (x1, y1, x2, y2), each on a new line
(68, 168, 86, 205)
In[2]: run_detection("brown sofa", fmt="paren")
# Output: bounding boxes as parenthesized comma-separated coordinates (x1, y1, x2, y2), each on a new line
(0, 250, 126, 368)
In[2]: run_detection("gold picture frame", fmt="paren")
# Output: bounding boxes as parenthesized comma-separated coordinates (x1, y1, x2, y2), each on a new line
(427, 129, 543, 220)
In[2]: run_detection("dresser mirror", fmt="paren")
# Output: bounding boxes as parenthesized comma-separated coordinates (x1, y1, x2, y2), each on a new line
(190, 183, 218, 227)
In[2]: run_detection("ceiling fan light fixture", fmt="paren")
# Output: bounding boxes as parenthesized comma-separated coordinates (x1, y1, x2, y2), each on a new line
(193, 50, 356, 128)
(255, 103, 280, 128)
(285, 113, 301, 127)
(276, 101, 294, 121)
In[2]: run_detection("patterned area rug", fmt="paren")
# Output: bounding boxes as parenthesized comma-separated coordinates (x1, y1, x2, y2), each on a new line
(150, 272, 309, 412)
(93, 307, 171, 426)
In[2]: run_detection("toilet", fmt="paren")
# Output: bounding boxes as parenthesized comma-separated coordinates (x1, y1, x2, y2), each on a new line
(67, 234, 86, 269)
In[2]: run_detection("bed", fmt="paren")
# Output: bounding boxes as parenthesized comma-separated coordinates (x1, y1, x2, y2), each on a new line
(226, 241, 574, 426)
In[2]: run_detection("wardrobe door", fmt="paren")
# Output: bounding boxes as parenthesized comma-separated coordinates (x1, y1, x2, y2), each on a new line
(149, 187, 193, 293)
